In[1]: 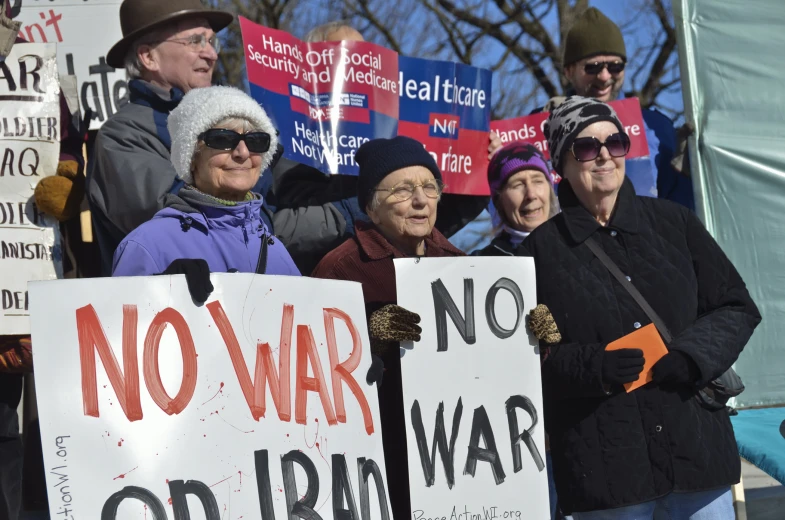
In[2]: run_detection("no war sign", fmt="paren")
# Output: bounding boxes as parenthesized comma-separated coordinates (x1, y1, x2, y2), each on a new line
(29, 274, 390, 519)
(395, 258, 549, 519)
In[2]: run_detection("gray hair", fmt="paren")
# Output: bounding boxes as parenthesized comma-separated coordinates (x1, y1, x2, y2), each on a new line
(124, 28, 166, 80)
(304, 20, 356, 42)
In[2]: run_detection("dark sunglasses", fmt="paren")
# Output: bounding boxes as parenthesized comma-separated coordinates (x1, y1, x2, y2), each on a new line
(198, 129, 271, 153)
(571, 133, 631, 162)
(583, 60, 626, 75)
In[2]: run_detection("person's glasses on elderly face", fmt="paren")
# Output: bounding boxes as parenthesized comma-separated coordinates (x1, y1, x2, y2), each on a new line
(198, 129, 271, 153)
(583, 60, 625, 75)
(156, 33, 221, 54)
(570, 132, 630, 162)
(375, 179, 444, 202)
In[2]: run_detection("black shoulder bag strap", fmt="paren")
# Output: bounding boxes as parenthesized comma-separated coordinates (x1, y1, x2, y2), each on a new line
(255, 236, 269, 275)
(584, 235, 743, 410)
(584, 236, 672, 343)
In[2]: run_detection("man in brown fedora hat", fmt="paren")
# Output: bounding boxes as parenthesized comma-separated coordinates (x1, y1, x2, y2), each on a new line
(86, 0, 234, 275)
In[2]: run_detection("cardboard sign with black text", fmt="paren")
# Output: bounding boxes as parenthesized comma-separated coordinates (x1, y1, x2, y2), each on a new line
(395, 257, 548, 520)
(1, 42, 62, 334)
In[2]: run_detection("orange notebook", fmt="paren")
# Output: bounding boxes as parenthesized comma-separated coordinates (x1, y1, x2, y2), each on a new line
(605, 323, 669, 392)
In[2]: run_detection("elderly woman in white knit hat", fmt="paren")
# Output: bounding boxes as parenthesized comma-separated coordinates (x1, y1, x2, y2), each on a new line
(112, 86, 300, 303)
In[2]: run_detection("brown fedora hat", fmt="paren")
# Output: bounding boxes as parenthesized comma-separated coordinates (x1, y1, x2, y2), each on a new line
(106, 0, 234, 69)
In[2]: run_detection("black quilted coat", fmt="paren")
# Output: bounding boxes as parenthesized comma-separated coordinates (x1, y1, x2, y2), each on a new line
(522, 177, 761, 514)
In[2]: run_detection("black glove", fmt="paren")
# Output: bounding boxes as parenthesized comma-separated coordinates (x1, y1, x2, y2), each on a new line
(602, 348, 645, 385)
(366, 354, 384, 387)
(161, 259, 213, 305)
(652, 351, 700, 386)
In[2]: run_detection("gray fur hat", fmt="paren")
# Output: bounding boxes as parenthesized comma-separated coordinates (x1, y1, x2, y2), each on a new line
(544, 96, 624, 174)
(168, 86, 279, 184)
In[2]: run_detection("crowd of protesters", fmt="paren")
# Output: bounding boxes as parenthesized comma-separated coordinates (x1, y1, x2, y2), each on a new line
(0, 0, 760, 519)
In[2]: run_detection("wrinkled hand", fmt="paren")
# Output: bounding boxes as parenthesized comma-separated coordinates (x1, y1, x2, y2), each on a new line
(366, 354, 384, 387)
(34, 160, 84, 222)
(0, 337, 33, 373)
(602, 348, 645, 386)
(161, 259, 213, 305)
(527, 304, 561, 344)
(652, 351, 699, 386)
(369, 304, 421, 355)
(488, 131, 503, 159)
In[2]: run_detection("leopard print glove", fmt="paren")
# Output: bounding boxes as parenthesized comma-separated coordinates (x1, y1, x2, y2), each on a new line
(369, 304, 422, 355)
(528, 304, 562, 344)
(0, 337, 33, 373)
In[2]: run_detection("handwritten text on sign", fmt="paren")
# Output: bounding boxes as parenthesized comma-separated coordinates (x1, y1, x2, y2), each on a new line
(1, 42, 62, 335)
(30, 274, 391, 519)
(18, 0, 127, 130)
(395, 258, 549, 520)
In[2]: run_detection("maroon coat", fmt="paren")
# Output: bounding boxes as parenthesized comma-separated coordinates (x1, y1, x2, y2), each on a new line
(313, 220, 464, 518)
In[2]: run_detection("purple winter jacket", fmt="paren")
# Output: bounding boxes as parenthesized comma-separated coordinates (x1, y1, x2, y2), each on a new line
(112, 189, 300, 277)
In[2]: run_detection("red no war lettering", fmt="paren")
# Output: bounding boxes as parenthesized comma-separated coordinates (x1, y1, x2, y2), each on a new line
(75, 301, 374, 433)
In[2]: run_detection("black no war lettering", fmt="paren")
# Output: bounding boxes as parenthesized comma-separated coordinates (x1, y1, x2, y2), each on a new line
(100, 449, 390, 519)
(431, 277, 524, 351)
(410, 396, 545, 490)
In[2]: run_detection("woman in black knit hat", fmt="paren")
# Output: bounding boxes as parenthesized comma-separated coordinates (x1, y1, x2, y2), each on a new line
(312, 135, 465, 519)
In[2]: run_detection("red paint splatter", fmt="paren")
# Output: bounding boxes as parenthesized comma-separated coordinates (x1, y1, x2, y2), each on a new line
(209, 475, 232, 488)
(286, 434, 290, 438)
(203, 434, 207, 438)
(200, 382, 225, 406)
(113, 466, 139, 480)
(117, 438, 124, 447)
(168, 497, 172, 505)
(166, 479, 169, 484)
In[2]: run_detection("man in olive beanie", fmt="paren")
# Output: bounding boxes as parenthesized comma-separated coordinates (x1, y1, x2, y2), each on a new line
(562, 7, 627, 102)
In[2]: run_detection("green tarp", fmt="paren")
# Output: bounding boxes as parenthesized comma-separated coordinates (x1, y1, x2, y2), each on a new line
(675, 0, 785, 406)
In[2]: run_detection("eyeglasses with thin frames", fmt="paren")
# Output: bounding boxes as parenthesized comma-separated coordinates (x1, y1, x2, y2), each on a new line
(153, 33, 221, 54)
(374, 180, 444, 201)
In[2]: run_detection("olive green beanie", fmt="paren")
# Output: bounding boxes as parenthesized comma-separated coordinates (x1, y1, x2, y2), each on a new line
(563, 8, 626, 66)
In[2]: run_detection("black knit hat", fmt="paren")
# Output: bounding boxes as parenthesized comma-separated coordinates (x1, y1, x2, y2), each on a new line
(356, 136, 442, 213)
(563, 8, 626, 67)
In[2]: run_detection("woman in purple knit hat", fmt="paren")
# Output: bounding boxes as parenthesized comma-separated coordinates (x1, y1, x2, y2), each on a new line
(474, 141, 559, 256)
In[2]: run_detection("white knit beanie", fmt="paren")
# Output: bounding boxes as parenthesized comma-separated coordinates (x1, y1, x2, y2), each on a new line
(168, 86, 280, 184)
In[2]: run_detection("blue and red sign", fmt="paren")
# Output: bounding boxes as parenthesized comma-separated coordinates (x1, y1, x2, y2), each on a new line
(240, 18, 399, 175)
(398, 56, 493, 195)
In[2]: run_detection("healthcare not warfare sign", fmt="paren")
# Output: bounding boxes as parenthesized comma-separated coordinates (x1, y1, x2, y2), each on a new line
(397, 56, 492, 196)
(240, 18, 399, 175)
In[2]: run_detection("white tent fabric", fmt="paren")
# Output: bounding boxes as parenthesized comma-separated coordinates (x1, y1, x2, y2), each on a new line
(675, 0, 785, 406)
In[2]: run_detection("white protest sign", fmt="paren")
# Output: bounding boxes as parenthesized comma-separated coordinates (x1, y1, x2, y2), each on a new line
(1, 42, 61, 334)
(18, 0, 126, 130)
(29, 274, 391, 519)
(395, 257, 549, 520)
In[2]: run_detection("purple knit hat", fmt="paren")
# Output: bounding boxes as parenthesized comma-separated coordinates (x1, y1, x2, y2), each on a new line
(487, 141, 552, 193)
